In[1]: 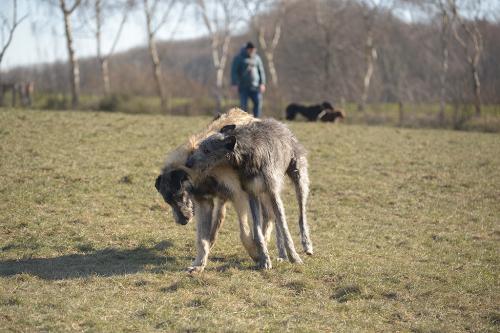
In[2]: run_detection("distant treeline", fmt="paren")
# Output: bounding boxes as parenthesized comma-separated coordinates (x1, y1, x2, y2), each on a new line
(2, 0, 500, 110)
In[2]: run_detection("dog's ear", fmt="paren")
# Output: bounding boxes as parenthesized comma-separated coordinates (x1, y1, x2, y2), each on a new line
(155, 175, 162, 191)
(220, 124, 236, 134)
(223, 135, 237, 151)
(213, 113, 222, 121)
(322, 101, 333, 110)
(170, 169, 188, 188)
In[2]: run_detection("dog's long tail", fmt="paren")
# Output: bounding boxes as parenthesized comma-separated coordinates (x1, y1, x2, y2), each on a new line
(286, 146, 313, 255)
(285, 105, 298, 120)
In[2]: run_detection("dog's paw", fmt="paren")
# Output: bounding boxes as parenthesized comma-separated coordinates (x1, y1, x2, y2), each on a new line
(289, 255, 304, 265)
(257, 257, 273, 270)
(186, 265, 205, 274)
(276, 257, 287, 263)
(302, 241, 314, 255)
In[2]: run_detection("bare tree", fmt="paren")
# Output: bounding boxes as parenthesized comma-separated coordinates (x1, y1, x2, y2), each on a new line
(57, 0, 82, 109)
(142, 0, 179, 111)
(357, 0, 397, 112)
(90, 0, 133, 95)
(196, 0, 240, 113)
(0, 0, 28, 69)
(358, 2, 377, 112)
(450, 0, 483, 116)
(313, 0, 335, 97)
(400, 0, 453, 124)
(436, 0, 451, 125)
(243, 0, 287, 88)
(312, 0, 351, 100)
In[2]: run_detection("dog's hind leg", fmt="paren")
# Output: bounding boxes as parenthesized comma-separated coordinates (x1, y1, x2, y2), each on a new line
(249, 194, 272, 269)
(261, 195, 287, 261)
(288, 156, 313, 255)
(261, 200, 273, 244)
(232, 193, 260, 262)
(269, 190, 303, 264)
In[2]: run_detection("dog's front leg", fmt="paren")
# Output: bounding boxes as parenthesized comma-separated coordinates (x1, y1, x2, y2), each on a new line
(209, 198, 226, 249)
(187, 198, 213, 274)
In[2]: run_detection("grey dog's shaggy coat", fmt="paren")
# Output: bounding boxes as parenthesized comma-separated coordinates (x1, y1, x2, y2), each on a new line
(186, 118, 313, 268)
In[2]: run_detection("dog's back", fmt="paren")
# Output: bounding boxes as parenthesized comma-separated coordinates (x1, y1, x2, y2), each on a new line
(232, 119, 300, 175)
(286, 103, 303, 120)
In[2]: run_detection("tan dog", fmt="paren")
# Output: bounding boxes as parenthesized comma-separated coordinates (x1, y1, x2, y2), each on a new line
(156, 108, 280, 273)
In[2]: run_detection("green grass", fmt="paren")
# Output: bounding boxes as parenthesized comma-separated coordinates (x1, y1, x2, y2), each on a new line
(340, 103, 500, 132)
(0, 108, 499, 332)
(13, 92, 500, 132)
(29, 93, 238, 116)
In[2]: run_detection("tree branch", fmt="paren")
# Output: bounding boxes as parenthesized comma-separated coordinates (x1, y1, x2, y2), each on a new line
(67, 0, 82, 14)
(107, 2, 132, 57)
(0, 0, 28, 64)
(152, 0, 177, 36)
(197, 0, 215, 37)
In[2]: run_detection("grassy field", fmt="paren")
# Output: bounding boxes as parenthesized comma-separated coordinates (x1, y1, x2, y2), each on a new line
(0, 108, 499, 332)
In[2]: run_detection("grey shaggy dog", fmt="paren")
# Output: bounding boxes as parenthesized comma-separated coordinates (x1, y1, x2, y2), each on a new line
(186, 118, 313, 268)
(155, 109, 273, 273)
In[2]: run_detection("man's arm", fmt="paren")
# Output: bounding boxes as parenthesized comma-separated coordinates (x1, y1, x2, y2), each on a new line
(257, 56, 266, 93)
(257, 56, 266, 86)
(230, 55, 240, 87)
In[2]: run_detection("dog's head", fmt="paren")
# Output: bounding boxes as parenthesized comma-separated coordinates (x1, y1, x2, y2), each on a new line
(155, 169, 194, 225)
(320, 109, 346, 122)
(185, 125, 236, 172)
(321, 101, 334, 111)
(334, 109, 346, 120)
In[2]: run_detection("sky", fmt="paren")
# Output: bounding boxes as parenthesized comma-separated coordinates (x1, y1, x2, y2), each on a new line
(0, 0, 208, 70)
(1, 0, 498, 71)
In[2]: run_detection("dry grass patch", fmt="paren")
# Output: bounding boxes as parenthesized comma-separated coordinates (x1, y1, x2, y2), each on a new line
(0, 108, 499, 332)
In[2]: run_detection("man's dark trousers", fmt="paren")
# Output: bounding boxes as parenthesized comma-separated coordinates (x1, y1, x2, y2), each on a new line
(239, 89, 262, 118)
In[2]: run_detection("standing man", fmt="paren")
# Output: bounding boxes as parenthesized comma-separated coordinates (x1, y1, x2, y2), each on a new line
(231, 42, 266, 118)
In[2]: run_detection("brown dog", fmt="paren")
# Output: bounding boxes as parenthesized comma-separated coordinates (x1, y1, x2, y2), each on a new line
(319, 109, 345, 122)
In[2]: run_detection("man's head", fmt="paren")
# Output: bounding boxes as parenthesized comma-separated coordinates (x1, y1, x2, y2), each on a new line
(245, 41, 256, 56)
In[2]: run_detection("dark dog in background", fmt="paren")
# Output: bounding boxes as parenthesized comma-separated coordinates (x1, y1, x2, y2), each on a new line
(319, 109, 345, 122)
(285, 101, 345, 123)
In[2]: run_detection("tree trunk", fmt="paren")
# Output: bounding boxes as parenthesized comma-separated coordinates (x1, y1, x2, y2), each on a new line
(324, 33, 333, 97)
(101, 57, 110, 95)
(211, 32, 230, 114)
(143, 0, 167, 112)
(450, 3, 483, 118)
(147, 27, 167, 111)
(471, 62, 481, 116)
(214, 34, 230, 91)
(148, 35, 167, 111)
(359, 28, 375, 112)
(266, 51, 279, 87)
(398, 100, 404, 126)
(61, 1, 80, 109)
(257, 26, 281, 88)
(214, 63, 224, 113)
(95, 0, 110, 96)
(438, 10, 449, 125)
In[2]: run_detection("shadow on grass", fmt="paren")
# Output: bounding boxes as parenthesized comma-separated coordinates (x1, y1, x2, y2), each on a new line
(0, 241, 191, 280)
